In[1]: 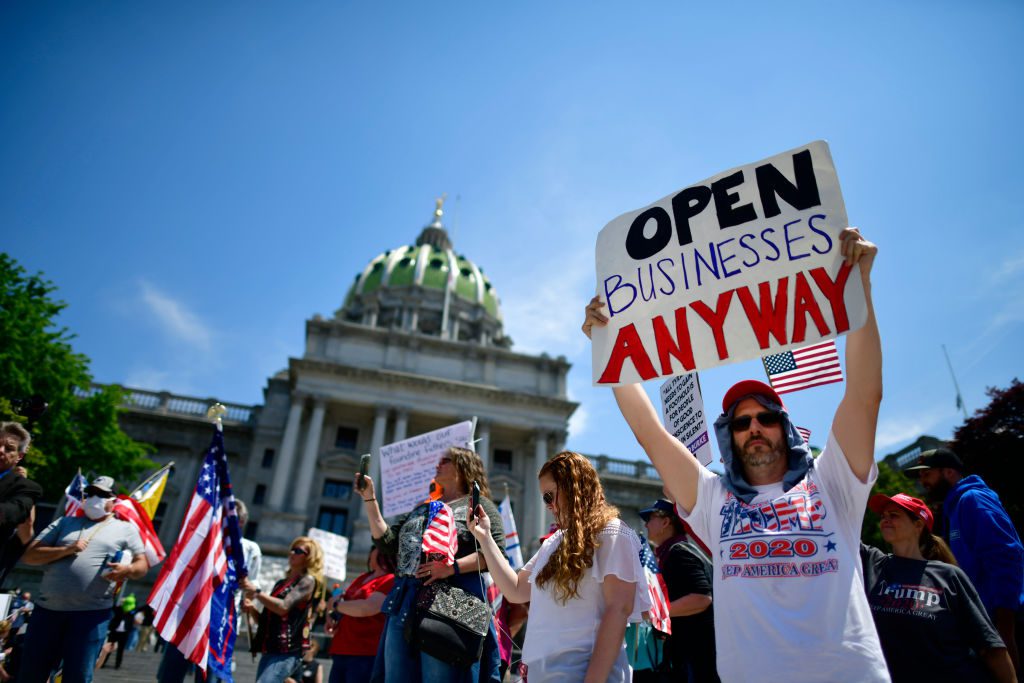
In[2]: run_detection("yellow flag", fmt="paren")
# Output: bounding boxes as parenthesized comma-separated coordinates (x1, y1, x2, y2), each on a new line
(131, 463, 172, 520)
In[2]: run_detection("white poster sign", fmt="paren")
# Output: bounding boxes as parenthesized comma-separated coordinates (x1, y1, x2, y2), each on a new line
(592, 140, 866, 385)
(257, 556, 288, 592)
(380, 420, 474, 517)
(308, 527, 349, 583)
(660, 374, 712, 466)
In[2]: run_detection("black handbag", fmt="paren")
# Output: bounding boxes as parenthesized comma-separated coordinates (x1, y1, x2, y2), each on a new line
(406, 581, 490, 668)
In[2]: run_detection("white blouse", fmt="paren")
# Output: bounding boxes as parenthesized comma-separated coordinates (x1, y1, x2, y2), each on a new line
(521, 518, 651, 682)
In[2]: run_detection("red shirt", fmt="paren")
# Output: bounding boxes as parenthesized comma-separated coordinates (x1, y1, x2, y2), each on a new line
(328, 571, 395, 657)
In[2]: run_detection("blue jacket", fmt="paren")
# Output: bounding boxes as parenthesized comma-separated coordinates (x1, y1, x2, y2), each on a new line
(943, 475, 1024, 614)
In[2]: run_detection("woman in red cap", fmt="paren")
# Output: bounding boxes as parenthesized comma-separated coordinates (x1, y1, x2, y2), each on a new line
(862, 492, 1015, 682)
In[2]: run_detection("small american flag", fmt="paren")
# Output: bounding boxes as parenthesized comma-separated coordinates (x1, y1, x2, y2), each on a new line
(796, 426, 812, 445)
(421, 500, 458, 565)
(638, 534, 672, 636)
(763, 340, 843, 395)
(64, 470, 88, 517)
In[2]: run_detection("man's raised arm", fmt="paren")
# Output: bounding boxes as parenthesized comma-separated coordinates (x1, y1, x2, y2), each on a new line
(584, 298, 702, 512)
(830, 228, 882, 483)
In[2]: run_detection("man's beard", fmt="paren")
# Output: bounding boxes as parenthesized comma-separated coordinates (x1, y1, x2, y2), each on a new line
(737, 435, 786, 471)
(924, 477, 952, 503)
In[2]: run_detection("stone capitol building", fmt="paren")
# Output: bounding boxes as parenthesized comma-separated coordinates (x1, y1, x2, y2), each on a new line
(107, 201, 665, 578)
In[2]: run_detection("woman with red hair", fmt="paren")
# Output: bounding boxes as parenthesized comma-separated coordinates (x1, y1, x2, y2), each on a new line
(469, 451, 650, 682)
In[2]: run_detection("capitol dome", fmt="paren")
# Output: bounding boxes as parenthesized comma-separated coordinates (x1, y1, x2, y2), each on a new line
(337, 199, 510, 348)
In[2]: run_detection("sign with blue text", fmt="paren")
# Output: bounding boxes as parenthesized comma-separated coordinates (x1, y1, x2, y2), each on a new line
(380, 420, 475, 517)
(592, 140, 866, 386)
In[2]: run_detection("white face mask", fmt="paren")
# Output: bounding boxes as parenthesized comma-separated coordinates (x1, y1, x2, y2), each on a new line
(83, 496, 110, 520)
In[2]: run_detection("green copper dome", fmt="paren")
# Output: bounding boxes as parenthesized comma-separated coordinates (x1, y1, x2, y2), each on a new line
(338, 201, 507, 347)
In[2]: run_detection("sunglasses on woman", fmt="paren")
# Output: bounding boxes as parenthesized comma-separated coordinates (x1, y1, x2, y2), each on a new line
(542, 490, 557, 506)
(729, 411, 783, 433)
(290, 547, 309, 556)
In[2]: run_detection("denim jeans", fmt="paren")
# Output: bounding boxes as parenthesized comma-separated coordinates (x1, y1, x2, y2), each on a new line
(18, 605, 112, 683)
(256, 652, 301, 683)
(375, 576, 501, 683)
(329, 654, 375, 683)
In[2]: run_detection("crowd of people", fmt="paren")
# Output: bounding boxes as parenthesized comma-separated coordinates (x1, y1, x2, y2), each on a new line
(1, 227, 1023, 683)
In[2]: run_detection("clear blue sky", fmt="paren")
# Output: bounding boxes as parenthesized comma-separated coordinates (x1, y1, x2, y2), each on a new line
(3, 1, 1022, 471)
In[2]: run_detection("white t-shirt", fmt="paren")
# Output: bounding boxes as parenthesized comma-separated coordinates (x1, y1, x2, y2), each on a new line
(680, 432, 890, 683)
(521, 518, 651, 682)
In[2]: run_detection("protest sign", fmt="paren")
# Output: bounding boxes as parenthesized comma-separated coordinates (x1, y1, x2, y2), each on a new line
(660, 374, 712, 466)
(308, 527, 348, 582)
(592, 140, 866, 385)
(380, 420, 474, 517)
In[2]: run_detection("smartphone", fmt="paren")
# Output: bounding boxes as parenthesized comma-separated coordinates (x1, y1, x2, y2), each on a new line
(470, 480, 481, 521)
(357, 453, 371, 491)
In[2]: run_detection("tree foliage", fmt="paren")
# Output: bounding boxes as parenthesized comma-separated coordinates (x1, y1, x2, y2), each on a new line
(0, 253, 153, 501)
(952, 378, 1023, 533)
(860, 460, 915, 549)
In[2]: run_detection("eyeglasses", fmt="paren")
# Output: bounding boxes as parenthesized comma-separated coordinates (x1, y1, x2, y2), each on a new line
(542, 490, 557, 506)
(290, 547, 309, 556)
(729, 411, 783, 433)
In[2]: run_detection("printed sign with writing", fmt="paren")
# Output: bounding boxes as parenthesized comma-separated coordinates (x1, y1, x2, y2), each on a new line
(592, 140, 866, 385)
(380, 420, 474, 517)
(660, 374, 713, 466)
(308, 527, 348, 582)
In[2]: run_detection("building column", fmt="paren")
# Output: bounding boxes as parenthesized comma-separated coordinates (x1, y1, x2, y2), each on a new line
(527, 431, 549, 551)
(393, 409, 409, 443)
(291, 398, 327, 513)
(477, 420, 491, 471)
(269, 397, 305, 510)
(368, 405, 390, 491)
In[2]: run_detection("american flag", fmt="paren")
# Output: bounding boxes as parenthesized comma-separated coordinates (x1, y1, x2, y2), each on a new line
(796, 426, 812, 444)
(763, 340, 843, 395)
(638, 534, 672, 636)
(421, 500, 458, 565)
(63, 470, 88, 516)
(148, 427, 247, 679)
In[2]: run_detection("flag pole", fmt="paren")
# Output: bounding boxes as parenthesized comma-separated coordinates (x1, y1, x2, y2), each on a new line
(941, 345, 969, 420)
(129, 462, 175, 499)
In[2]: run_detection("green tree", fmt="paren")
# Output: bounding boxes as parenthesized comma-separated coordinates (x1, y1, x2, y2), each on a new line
(0, 253, 153, 501)
(860, 460, 915, 549)
(952, 378, 1023, 533)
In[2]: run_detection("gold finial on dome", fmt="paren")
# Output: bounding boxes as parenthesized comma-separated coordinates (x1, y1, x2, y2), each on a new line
(433, 193, 447, 223)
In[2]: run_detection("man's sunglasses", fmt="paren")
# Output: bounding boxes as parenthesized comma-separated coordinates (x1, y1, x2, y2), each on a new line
(290, 547, 309, 556)
(542, 490, 556, 506)
(729, 411, 783, 433)
(85, 489, 116, 499)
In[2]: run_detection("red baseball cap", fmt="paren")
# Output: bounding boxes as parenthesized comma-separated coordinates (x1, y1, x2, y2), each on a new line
(721, 379, 785, 413)
(868, 492, 934, 531)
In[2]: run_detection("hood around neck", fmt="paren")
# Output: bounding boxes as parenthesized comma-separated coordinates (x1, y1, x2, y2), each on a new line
(713, 393, 813, 504)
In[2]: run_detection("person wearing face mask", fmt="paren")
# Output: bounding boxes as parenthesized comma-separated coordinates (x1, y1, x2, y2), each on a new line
(17, 475, 148, 683)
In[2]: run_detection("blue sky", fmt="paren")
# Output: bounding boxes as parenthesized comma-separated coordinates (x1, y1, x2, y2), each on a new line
(3, 1, 1022, 471)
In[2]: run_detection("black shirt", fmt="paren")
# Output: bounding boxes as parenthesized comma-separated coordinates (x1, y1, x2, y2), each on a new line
(860, 544, 1003, 683)
(658, 538, 719, 682)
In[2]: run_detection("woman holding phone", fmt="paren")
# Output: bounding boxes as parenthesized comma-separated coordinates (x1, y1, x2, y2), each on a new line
(468, 451, 650, 683)
(359, 446, 506, 682)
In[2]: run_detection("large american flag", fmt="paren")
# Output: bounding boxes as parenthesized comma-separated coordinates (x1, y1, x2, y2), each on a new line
(638, 534, 672, 636)
(148, 427, 247, 679)
(763, 340, 843, 395)
(421, 500, 458, 565)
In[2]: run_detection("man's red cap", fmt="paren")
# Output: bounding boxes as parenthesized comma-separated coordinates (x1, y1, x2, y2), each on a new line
(868, 492, 934, 532)
(721, 379, 785, 413)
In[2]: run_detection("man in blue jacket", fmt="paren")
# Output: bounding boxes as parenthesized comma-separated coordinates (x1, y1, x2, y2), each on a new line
(907, 447, 1024, 669)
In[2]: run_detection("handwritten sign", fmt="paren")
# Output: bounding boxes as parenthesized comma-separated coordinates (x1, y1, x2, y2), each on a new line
(592, 140, 866, 385)
(380, 420, 474, 517)
(307, 527, 349, 582)
(660, 374, 712, 466)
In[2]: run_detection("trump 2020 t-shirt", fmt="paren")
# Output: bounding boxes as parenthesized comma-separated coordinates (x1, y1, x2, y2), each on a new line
(680, 432, 890, 683)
